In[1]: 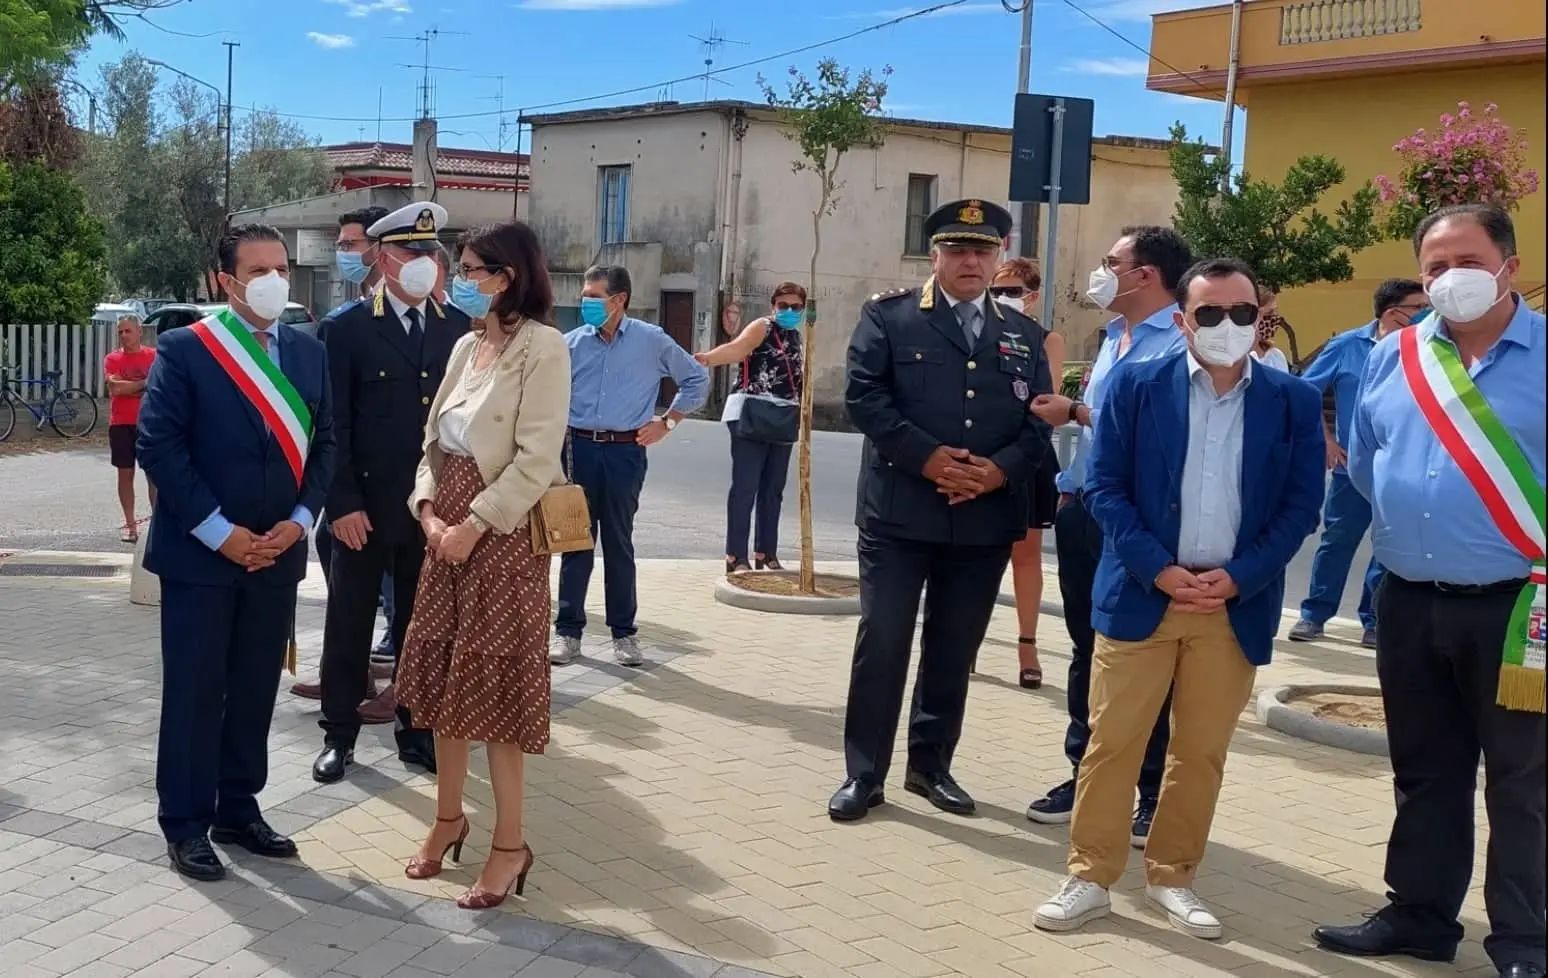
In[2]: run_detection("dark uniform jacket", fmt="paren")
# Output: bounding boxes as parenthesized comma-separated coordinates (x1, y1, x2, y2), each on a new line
(324, 290, 469, 544)
(845, 277, 1054, 547)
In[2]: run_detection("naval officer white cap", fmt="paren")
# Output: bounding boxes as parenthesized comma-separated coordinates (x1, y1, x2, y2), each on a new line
(367, 200, 448, 252)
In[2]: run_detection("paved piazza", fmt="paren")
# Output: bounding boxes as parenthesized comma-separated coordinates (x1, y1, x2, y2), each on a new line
(0, 552, 1493, 977)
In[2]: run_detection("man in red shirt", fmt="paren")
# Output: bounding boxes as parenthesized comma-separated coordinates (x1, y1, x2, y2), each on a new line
(104, 315, 157, 542)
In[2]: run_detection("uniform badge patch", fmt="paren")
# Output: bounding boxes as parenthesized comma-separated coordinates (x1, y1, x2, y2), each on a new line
(1012, 379, 1029, 402)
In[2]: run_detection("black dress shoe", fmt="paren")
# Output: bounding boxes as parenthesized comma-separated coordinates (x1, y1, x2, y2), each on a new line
(828, 778, 884, 821)
(903, 769, 976, 815)
(1312, 914, 1456, 963)
(312, 746, 354, 783)
(168, 837, 225, 882)
(1500, 963, 1545, 978)
(210, 819, 298, 859)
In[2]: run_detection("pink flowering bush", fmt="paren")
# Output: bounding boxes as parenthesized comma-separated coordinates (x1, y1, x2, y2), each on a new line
(1375, 101, 1539, 240)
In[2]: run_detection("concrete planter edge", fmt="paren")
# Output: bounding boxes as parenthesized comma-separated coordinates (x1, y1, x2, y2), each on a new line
(713, 574, 861, 616)
(1255, 683, 1389, 757)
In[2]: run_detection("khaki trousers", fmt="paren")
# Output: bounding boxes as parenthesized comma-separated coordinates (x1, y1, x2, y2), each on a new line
(1068, 606, 1257, 888)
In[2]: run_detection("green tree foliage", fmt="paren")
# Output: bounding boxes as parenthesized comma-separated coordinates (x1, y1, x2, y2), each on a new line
(0, 157, 107, 324)
(1168, 123, 1381, 361)
(0, 0, 90, 92)
(758, 58, 890, 594)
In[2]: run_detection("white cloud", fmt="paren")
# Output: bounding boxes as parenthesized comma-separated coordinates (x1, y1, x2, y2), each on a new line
(514, 0, 682, 8)
(1065, 57, 1150, 77)
(830, 3, 1002, 18)
(307, 32, 356, 48)
(323, 0, 411, 17)
(1089, 0, 1199, 22)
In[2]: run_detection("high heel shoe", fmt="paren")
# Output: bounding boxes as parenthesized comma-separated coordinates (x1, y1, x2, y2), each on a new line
(1017, 636, 1043, 690)
(456, 843, 534, 910)
(405, 814, 468, 880)
(754, 554, 782, 571)
(725, 557, 750, 575)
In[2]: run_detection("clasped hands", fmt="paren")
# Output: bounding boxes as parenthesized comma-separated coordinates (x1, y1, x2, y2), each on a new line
(923, 446, 1005, 505)
(418, 504, 486, 564)
(1155, 565, 1239, 613)
(219, 521, 304, 572)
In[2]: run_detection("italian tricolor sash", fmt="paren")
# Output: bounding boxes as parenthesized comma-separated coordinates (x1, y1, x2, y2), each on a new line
(190, 310, 313, 487)
(1398, 327, 1546, 713)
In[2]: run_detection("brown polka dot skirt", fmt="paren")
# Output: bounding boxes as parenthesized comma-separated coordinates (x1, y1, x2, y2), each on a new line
(396, 454, 551, 753)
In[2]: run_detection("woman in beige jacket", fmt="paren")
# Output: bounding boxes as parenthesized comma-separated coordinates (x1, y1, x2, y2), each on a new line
(394, 221, 571, 910)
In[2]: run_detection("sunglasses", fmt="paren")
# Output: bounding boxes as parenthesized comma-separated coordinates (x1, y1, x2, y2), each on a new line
(988, 286, 1027, 299)
(1193, 303, 1259, 329)
(774, 301, 805, 313)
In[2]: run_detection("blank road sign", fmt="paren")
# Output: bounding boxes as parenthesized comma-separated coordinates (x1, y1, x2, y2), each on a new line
(1009, 93, 1096, 206)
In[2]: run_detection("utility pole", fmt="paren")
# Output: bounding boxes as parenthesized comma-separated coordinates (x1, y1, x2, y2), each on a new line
(1219, 0, 1245, 194)
(1014, 0, 1038, 258)
(223, 41, 238, 224)
(690, 25, 746, 102)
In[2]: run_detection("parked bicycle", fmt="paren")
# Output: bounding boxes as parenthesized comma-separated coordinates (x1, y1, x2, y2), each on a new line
(0, 365, 99, 441)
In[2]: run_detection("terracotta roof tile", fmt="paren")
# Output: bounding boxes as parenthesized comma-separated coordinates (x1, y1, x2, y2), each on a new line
(324, 142, 529, 180)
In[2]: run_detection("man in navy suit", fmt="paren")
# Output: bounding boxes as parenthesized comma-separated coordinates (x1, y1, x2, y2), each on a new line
(138, 223, 336, 882)
(1032, 257, 1324, 940)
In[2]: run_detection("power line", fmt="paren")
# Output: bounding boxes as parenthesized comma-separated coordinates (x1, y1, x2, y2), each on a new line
(235, 0, 977, 126)
(1055, 0, 1224, 100)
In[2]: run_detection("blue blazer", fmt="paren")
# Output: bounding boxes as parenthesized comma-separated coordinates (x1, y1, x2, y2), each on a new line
(1085, 352, 1325, 665)
(138, 323, 336, 587)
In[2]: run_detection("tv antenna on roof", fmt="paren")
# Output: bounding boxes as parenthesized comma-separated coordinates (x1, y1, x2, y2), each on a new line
(689, 24, 746, 102)
(387, 26, 468, 119)
(477, 74, 511, 151)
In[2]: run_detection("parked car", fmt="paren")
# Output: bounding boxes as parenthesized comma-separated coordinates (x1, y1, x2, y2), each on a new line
(141, 302, 315, 343)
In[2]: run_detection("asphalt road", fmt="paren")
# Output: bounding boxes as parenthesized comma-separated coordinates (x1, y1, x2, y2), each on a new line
(0, 419, 1374, 621)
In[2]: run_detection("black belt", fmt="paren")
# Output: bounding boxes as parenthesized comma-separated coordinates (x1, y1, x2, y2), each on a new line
(568, 426, 638, 445)
(1392, 575, 1528, 596)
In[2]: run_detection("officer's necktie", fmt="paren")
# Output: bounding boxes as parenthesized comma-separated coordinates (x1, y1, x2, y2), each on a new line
(956, 302, 981, 347)
(406, 306, 424, 348)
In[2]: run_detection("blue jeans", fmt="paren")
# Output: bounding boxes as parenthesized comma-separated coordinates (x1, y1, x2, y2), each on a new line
(556, 438, 648, 640)
(1300, 470, 1384, 629)
(724, 424, 793, 563)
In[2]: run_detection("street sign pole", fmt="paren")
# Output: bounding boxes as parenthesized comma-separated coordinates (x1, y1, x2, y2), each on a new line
(1039, 98, 1066, 330)
(1014, 0, 1038, 258)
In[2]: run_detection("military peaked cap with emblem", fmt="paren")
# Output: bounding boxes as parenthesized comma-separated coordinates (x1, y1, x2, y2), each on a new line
(926, 198, 1013, 248)
(367, 200, 448, 252)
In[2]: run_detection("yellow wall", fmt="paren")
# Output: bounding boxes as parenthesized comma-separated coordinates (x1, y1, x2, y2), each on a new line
(1244, 62, 1545, 349)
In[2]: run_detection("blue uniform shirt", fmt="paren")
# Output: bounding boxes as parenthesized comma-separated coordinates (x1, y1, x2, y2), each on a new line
(565, 315, 709, 430)
(1298, 320, 1381, 470)
(1349, 297, 1545, 585)
(191, 308, 315, 549)
(1057, 304, 1185, 493)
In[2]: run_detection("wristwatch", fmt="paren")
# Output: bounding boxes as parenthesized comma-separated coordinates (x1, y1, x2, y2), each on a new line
(662, 417, 678, 432)
(1068, 400, 1083, 424)
(466, 512, 491, 534)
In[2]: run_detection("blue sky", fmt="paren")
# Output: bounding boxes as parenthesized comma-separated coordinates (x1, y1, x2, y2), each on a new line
(73, 0, 1235, 158)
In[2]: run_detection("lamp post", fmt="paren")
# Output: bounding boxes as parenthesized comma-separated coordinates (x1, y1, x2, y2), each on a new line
(57, 77, 99, 135)
(144, 56, 234, 220)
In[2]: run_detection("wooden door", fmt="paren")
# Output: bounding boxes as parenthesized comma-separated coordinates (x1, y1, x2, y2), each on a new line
(658, 290, 695, 407)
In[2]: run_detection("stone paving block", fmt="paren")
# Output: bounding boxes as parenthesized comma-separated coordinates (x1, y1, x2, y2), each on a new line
(60, 961, 134, 978)
(334, 938, 428, 977)
(407, 934, 490, 975)
(512, 958, 586, 978)
(124, 954, 210, 978)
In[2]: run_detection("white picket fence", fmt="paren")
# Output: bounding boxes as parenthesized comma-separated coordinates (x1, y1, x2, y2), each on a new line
(1, 323, 118, 399)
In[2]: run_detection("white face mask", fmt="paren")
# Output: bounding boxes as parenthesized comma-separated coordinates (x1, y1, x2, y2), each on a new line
(1191, 320, 1257, 367)
(993, 295, 1025, 315)
(1087, 265, 1141, 310)
(1426, 266, 1506, 324)
(236, 271, 290, 322)
(396, 255, 439, 299)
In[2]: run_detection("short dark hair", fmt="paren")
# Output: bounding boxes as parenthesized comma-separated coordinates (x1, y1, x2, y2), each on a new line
(457, 221, 556, 328)
(1373, 278, 1425, 318)
(218, 224, 288, 276)
(1413, 203, 1516, 259)
(583, 265, 632, 309)
(1120, 225, 1194, 291)
(339, 206, 389, 233)
(1174, 257, 1260, 309)
(770, 281, 807, 307)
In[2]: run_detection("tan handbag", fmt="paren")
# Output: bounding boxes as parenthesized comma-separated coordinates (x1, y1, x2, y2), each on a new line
(531, 447, 592, 554)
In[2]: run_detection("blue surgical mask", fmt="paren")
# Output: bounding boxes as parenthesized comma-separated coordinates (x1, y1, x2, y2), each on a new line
(336, 250, 369, 285)
(450, 276, 493, 319)
(773, 308, 802, 330)
(579, 296, 610, 328)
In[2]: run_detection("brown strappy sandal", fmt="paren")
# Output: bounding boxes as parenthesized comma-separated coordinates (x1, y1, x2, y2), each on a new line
(1018, 636, 1043, 690)
(456, 843, 534, 910)
(404, 814, 468, 880)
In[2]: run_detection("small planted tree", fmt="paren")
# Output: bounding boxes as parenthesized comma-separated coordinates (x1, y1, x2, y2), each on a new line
(758, 59, 890, 594)
(1375, 101, 1540, 241)
(1168, 123, 1381, 363)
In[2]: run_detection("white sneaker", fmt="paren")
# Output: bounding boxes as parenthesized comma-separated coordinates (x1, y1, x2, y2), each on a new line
(550, 634, 581, 665)
(612, 636, 644, 667)
(1145, 884, 1222, 939)
(1033, 876, 1110, 933)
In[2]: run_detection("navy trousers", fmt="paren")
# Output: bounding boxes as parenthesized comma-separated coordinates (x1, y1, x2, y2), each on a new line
(556, 438, 648, 640)
(156, 577, 293, 843)
(1300, 470, 1385, 629)
(724, 424, 793, 563)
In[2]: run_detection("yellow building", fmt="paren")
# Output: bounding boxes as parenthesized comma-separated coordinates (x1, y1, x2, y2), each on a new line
(1148, 0, 1545, 350)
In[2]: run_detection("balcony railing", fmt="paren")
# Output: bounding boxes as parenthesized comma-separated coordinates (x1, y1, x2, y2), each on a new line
(1280, 0, 1423, 45)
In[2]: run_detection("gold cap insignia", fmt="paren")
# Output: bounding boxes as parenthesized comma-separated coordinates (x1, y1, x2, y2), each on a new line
(959, 204, 984, 225)
(414, 208, 436, 233)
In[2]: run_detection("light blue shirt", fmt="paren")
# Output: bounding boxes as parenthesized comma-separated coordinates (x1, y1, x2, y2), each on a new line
(191, 310, 314, 550)
(1298, 319, 1381, 471)
(1057, 304, 1186, 493)
(1349, 296, 1545, 585)
(565, 315, 710, 430)
(1177, 354, 1251, 569)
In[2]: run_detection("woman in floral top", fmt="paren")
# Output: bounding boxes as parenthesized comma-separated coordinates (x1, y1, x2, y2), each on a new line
(695, 283, 806, 574)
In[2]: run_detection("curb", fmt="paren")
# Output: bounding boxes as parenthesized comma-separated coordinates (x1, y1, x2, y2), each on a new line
(713, 575, 861, 616)
(1256, 684, 1389, 757)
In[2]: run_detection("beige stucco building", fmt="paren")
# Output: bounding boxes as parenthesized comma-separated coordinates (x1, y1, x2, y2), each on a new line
(524, 99, 1180, 413)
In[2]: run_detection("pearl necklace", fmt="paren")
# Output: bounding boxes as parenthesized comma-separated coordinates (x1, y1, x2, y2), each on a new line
(462, 323, 520, 391)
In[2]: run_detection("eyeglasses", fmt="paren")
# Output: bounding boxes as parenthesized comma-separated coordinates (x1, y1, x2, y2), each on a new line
(457, 263, 503, 277)
(1101, 256, 1139, 272)
(988, 286, 1027, 299)
(774, 301, 805, 313)
(335, 239, 369, 252)
(1192, 303, 1260, 329)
